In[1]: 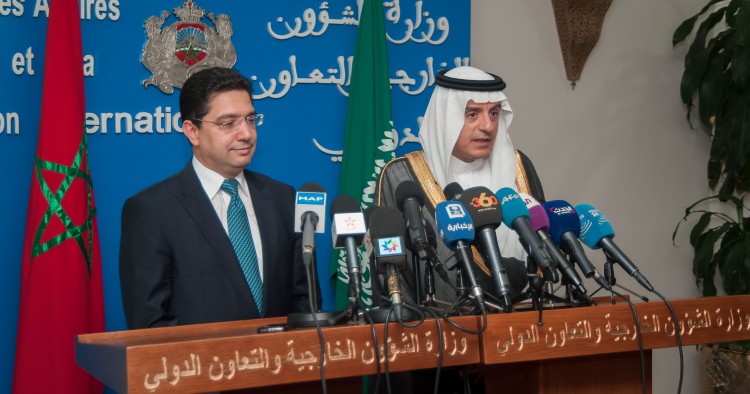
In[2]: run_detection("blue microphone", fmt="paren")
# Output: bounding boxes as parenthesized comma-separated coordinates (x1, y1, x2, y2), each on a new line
(496, 187, 557, 282)
(544, 200, 610, 290)
(577, 204, 654, 291)
(435, 200, 486, 310)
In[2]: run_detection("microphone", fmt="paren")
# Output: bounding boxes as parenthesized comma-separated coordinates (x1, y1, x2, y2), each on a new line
(443, 182, 464, 201)
(330, 195, 367, 303)
(576, 204, 655, 292)
(294, 182, 327, 265)
(544, 200, 611, 290)
(523, 193, 586, 295)
(457, 186, 514, 311)
(495, 187, 557, 283)
(395, 181, 429, 261)
(368, 206, 409, 319)
(435, 200, 486, 310)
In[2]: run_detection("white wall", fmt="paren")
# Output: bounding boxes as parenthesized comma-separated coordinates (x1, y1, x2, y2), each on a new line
(472, 1, 711, 392)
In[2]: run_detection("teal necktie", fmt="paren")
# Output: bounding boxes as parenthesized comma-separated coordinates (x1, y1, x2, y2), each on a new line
(221, 179, 263, 313)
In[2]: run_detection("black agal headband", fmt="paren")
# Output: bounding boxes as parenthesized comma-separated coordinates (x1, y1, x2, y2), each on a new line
(435, 69, 506, 92)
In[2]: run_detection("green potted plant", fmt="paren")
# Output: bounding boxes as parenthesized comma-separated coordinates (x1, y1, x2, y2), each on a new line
(672, 0, 750, 392)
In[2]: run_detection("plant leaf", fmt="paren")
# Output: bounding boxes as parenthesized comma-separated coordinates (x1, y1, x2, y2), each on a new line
(690, 212, 713, 247)
(708, 160, 723, 189)
(721, 239, 745, 294)
(698, 39, 728, 127)
(693, 225, 729, 282)
(673, 0, 727, 45)
(726, 0, 742, 28)
(681, 8, 727, 105)
(704, 259, 718, 296)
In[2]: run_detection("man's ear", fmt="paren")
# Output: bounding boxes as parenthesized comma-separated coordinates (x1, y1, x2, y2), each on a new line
(183, 119, 200, 147)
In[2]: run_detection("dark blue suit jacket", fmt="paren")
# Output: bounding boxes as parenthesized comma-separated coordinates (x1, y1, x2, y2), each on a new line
(119, 163, 312, 329)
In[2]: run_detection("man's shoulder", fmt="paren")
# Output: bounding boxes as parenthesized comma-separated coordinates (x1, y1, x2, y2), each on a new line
(382, 150, 422, 174)
(128, 169, 185, 202)
(245, 170, 295, 194)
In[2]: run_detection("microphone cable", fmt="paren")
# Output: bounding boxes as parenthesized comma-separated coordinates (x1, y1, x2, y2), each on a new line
(304, 257, 329, 394)
(381, 301, 426, 394)
(651, 289, 684, 394)
(608, 287, 647, 394)
(375, 288, 451, 394)
(360, 303, 383, 394)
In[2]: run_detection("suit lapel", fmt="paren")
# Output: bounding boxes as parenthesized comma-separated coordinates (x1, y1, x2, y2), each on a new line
(175, 164, 258, 314)
(245, 170, 277, 317)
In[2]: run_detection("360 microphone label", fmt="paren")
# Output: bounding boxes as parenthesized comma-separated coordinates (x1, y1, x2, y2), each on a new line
(470, 193, 498, 208)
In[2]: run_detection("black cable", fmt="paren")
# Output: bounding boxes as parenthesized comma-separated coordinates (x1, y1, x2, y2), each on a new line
(441, 302, 488, 335)
(652, 289, 684, 394)
(384, 307, 394, 394)
(361, 304, 382, 394)
(418, 306, 445, 394)
(611, 289, 646, 394)
(305, 271, 328, 394)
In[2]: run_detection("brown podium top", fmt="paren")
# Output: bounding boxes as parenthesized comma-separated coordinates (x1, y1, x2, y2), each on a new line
(76, 295, 750, 393)
(76, 314, 480, 393)
(481, 294, 750, 364)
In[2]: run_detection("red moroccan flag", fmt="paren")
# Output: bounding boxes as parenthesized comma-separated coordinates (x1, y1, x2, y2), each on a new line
(13, 0, 105, 393)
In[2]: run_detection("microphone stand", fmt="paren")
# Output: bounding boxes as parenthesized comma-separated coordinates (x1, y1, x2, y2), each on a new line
(287, 252, 351, 328)
(552, 252, 596, 308)
(511, 263, 572, 326)
(345, 237, 363, 323)
(589, 256, 649, 303)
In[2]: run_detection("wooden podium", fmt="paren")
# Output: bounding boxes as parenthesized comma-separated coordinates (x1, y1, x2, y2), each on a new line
(76, 295, 750, 393)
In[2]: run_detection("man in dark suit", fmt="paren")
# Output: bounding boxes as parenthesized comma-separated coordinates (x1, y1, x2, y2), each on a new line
(119, 67, 313, 329)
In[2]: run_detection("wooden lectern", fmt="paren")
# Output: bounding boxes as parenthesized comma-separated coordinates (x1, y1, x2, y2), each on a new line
(77, 295, 750, 393)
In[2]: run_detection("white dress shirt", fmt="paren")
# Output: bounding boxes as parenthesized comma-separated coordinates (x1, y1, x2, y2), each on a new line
(192, 157, 264, 280)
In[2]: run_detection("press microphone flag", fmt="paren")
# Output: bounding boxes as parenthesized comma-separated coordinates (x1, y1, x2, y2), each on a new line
(330, 195, 367, 307)
(294, 182, 327, 234)
(435, 200, 486, 310)
(576, 203, 655, 292)
(295, 182, 327, 265)
(330, 195, 366, 248)
(368, 206, 408, 271)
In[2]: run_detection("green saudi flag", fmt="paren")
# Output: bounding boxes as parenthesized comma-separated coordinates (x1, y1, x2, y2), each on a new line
(330, 0, 396, 310)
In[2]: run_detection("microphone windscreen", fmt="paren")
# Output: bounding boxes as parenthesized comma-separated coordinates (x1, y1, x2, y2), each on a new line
(330, 194, 360, 218)
(576, 203, 615, 249)
(369, 206, 407, 268)
(495, 187, 529, 227)
(457, 186, 502, 229)
(435, 201, 475, 246)
(518, 192, 548, 232)
(528, 205, 550, 232)
(443, 182, 464, 201)
(543, 200, 580, 245)
(395, 180, 425, 212)
(363, 205, 378, 227)
(369, 206, 405, 238)
(299, 182, 325, 193)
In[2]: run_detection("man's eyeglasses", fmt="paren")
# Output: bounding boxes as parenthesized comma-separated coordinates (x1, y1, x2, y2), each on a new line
(192, 114, 264, 132)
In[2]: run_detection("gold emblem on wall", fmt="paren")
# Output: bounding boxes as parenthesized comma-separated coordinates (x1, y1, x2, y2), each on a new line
(141, 0, 237, 94)
(551, 0, 612, 88)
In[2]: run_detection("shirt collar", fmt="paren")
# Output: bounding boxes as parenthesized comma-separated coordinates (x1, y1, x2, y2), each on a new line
(192, 156, 249, 198)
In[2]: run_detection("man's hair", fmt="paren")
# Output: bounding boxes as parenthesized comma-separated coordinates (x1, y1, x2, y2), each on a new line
(180, 67, 253, 126)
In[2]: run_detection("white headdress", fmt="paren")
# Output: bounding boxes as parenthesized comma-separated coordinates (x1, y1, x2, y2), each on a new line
(419, 66, 525, 260)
